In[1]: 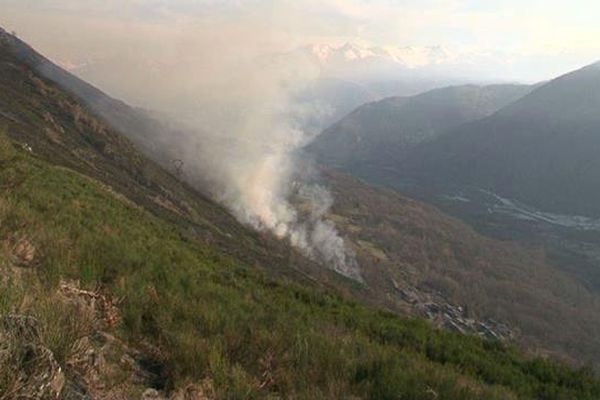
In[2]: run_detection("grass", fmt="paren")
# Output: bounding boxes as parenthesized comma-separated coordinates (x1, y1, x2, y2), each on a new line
(1, 130, 600, 399)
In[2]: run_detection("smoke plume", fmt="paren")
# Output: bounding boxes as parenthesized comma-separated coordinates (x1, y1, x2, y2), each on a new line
(73, 15, 362, 280)
(176, 39, 361, 280)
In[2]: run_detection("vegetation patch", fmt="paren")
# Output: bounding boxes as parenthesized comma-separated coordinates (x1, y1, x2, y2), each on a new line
(1, 135, 599, 399)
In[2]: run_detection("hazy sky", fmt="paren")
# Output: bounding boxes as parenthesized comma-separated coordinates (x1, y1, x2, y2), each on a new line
(1, 0, 599, 84)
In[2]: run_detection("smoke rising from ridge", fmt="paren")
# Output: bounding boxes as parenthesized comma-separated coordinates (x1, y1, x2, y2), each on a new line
(184, 38, 360, 280)
(66, 14, 362, 279)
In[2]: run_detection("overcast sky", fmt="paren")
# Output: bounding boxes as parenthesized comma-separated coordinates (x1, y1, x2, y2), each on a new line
(1, 0, 598, 90)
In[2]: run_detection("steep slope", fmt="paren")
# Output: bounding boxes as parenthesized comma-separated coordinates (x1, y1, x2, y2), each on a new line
(401, 61, 600, 217)
(309, 84, 532, 174)
(0, 27, 180, 164)
(4, 132, 600, 399)
(3, 27, 600, 394)
(0, 28, 351, 291)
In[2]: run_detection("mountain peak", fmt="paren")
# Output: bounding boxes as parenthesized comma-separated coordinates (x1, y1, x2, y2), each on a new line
(307, 42, 455, 68)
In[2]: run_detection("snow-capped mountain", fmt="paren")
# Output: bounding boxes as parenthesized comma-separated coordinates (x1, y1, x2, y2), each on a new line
(301, 42, 558, 86)
(308, 42, 454, 69)
(295, 43, 467, 129)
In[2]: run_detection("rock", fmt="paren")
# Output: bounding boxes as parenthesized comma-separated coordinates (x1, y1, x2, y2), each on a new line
(9, 235, 36, 266)
(394, 283, 515, 341)
(142, 388, 165, 400)
(0, 315, 65, 399)
(1, 314, 41, 341)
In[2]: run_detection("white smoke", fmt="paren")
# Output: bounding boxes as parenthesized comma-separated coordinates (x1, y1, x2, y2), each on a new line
(98, 17, 363, 280)
(179, 48, 362, 281)
(294, 184, 361, 280)
(11, 6, 362, 280)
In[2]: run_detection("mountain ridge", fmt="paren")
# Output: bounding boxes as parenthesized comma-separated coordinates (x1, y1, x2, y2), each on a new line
(309, 83, 533, 173)
(399, 59, 600, 217)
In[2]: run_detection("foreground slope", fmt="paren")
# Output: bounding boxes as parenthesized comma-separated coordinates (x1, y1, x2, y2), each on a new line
(2, 112, 600, 400)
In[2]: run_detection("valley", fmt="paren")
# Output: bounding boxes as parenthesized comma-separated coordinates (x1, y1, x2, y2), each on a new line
(309, 61, 600, 300)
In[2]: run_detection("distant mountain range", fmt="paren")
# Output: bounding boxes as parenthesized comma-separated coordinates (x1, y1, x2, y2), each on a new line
(309, 83, 534, 170)
(306, 42, 454, 72)
(53, 41, 491, 132)
(297, 43, 467, 128)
